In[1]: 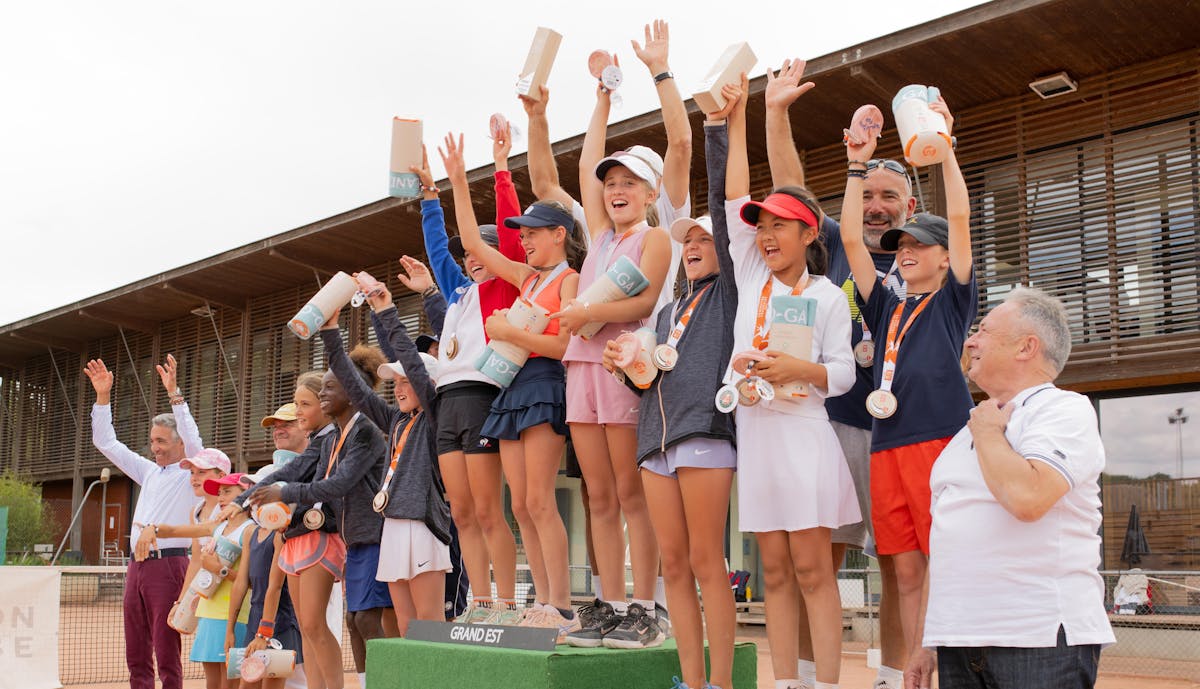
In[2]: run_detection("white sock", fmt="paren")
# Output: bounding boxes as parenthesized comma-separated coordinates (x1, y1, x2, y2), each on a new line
(654, 576, 667, 608)
(877, 665, 904, 685)
(592, 574, 604, 601)
(797, 659, 816, 685)
(814, 683, 839, 689)
(358, 672, 367, 688)
(609, 600, 628, 615)
(634, 598, 656, 617)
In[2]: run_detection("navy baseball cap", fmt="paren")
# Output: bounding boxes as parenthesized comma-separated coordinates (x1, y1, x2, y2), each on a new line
(880, 213, 950, 250)
(415, 333, 439, 353)
(448, 224, 499, 258)
(503, 203, 574, 231)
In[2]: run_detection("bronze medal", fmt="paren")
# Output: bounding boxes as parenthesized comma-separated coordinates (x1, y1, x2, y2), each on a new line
(854, 340, 875, 367)
(754, 377, 776, 402)
(302, 506, 326, 530)
(372, 490, 389, 513)
(735, 377, 761, 407)
(651, 344, 678, 371)
(446, 336, 459, 360)
(866, 389, 899, 419)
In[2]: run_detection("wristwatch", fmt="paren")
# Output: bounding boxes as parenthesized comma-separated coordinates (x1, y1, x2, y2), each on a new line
(169, 387, 185, 405)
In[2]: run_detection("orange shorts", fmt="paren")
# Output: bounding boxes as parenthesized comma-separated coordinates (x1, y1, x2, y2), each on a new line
(869, 436, 952, 556)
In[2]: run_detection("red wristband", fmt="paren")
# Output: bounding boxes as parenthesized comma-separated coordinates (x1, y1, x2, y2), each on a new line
(256, 625, 274, 638)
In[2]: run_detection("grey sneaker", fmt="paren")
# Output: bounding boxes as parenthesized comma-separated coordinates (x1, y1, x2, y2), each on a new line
(484, 604, 524, 626)
(565, 600, 619, 648)
(602, 603, 664, 649)
(655, 602, 671, 638)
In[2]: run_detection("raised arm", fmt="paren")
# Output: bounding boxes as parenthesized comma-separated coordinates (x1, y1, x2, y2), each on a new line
(371, 268, 438, 413)
(704, 86, 741, 290)
(633, 20, 690, 209)
(521, 86, 576, 208)
(493, 122, 524, 237)
(764, 59, 815, 188)
(156, 354, 204, 457)
(725, 75, 751, 201)
(319, 308, 395, 432)
(932, 97, 972, 284)
(413, 146, 470, 300)
(579, 88, 614, 240)
(839, 117, 883, 302)
(442, 133, 534, 289)
(84, 359, 154, 484)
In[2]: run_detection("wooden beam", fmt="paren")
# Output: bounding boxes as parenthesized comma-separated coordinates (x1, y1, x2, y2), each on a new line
(7, 330, 85, 353)
(268, 248, 335, 278)
(159, 282, 244, 312)
(77, 308, 158, 335)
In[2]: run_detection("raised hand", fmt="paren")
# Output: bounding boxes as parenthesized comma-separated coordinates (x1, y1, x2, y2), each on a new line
(764, 59, 815, 112)
(155, 353, 179, 395)
(319, 306, 341, 332)
(519, 86, 549, 117)
(845, 105, 880, 162)
(631, 19, 670, 74)
(437, 133, 467, 184)
(83, 359, 114, 404)
(492, 120, 513, 167)
(929, 95, 955, 136)
(409, 145, 438, 199)
(709, 81, 744, 121)
(396, 256, 433, 295)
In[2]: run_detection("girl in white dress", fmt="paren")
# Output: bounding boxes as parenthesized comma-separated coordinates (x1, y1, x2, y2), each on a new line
(724, 76, 859, 689)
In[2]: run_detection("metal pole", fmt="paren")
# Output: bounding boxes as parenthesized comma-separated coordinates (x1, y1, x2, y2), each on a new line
(99, 480, 108, 564)
(52, 468, 109, 566)
(1168, 408, 1188, 478)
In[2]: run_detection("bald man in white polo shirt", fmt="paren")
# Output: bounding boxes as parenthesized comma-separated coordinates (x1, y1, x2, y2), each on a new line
(905, 287, 1114, 689)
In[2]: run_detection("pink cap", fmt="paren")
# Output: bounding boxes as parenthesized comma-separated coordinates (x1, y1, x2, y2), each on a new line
(203, 472, 247, 496)
(180, 448, 232, 474)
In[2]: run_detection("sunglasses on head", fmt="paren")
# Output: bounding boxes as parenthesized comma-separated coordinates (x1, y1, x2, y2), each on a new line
(867, 159, 911, 182)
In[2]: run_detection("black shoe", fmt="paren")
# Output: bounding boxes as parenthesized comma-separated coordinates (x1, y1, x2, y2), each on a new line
(565, 600, 618, 648)
(602, 603, 664, 649)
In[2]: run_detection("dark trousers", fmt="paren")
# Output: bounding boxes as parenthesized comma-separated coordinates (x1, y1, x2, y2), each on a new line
(444, 516, 470, 620)
(937, 626, 1101, 689)
(124, 555, 188, 689)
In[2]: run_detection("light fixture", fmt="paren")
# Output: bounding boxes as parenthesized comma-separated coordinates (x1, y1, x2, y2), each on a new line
(1028, 71, 1078, 99)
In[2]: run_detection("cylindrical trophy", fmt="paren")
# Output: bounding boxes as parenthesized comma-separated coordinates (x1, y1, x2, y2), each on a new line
(575, 255, 650, 339)
(768, 294, 818, 400)
(211, 535, 242, 570)
(892, 84, 950, 167)
(241, 648, 297, 681)
(191, 567, 227, 598)
(272, 449, 299, 466)
(288, 271, 358, 340)
(389, 117, 423, 199)
(226, 647, 247, 679)
(169, 589, 201, 634)
(474, 297, 552, 387)
(614, 328, 659, 389)
(254, 500, 295, 532)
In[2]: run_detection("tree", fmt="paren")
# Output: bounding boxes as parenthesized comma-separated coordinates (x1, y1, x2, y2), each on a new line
(0, 472, 56, 560)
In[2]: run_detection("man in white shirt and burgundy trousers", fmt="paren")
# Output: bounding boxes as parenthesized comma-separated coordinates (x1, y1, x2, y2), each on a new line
(85, 359, 203, 689)
(906, 287, 1115, 689)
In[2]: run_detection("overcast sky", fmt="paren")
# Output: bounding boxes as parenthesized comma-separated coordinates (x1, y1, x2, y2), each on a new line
(1101, 391, 1200, 480)
(0, 0, 993, 328)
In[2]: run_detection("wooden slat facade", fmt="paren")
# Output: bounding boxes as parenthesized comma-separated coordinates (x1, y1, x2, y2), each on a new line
(2, 0, 1197, 564)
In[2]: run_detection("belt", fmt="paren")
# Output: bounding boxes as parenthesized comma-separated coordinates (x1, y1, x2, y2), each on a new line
(144, 547, 189, 560)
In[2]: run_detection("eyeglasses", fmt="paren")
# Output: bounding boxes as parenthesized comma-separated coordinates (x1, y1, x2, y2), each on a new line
(867, 159, 911, 182)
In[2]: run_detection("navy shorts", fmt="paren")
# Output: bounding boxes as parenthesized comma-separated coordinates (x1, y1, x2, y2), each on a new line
(344, 543, 393, 612)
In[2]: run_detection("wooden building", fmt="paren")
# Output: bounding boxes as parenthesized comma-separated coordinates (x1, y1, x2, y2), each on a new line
(2, 0, 1197, 568)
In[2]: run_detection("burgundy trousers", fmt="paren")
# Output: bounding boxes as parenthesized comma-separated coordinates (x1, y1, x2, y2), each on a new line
(124, 555, 188, 689)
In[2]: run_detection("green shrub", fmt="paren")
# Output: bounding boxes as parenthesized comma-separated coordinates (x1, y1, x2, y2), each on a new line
(0, 472, 57, 559)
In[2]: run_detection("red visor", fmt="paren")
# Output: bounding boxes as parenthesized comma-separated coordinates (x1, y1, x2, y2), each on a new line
(740, 193, 819, 228)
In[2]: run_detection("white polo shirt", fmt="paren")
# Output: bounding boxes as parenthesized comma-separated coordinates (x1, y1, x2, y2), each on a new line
(924, 383, 1115, 648)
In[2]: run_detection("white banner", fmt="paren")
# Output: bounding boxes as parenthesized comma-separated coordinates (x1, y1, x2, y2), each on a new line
(0, 567, 61, 689)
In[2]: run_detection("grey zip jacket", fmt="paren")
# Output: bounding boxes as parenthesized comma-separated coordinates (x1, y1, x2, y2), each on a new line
(630, 122, 738, 464)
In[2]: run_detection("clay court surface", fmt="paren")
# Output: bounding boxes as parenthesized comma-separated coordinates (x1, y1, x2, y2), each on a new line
(64, 602, 1199, 689)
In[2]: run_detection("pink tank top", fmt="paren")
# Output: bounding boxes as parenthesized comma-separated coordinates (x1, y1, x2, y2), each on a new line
(562, 225, 651, 364)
